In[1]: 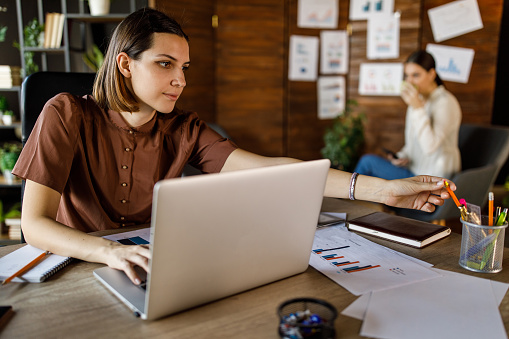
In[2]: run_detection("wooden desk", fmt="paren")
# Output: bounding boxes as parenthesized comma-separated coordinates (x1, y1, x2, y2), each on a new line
(1, 198, 508, 338)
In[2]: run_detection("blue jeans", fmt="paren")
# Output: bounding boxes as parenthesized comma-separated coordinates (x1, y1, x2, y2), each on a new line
(354, 154, 415, 180)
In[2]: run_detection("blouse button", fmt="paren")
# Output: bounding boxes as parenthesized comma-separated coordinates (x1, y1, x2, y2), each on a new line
(121, 182, 128, 187)
(121, 165, 128, 169)
(120, 216, 125, 220)
(129, 130, 134, 134)
(121, 199, 127, 204)
(121, 224, 126, 227)
(125, 147, 131, 152)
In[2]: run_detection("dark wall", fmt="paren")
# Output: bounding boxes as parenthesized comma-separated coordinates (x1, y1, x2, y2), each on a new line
(492, 0, 509, 184)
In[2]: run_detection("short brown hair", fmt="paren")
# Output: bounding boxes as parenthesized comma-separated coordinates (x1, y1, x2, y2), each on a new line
(93, 8, 189, 112)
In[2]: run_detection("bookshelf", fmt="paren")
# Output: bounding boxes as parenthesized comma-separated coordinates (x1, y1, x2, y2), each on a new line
(15, 0, 138, 73)
(0, 0, 140, 243)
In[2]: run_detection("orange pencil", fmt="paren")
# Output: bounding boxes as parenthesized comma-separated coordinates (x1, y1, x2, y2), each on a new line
(444, 180, 461, 207)
(1, 251, 49, 285)
(489, 192, 494, 227)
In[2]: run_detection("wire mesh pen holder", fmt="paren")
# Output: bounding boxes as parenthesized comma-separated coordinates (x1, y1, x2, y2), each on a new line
(459, 216, 508, 273)
(277, 297, 337, 339)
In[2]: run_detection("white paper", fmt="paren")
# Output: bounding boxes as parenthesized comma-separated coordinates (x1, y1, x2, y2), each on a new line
(320, 30, 349, 74)
(361, 268, 507, 339)
(358, 62, 403, 96)
(428, 0, 483, 43)
(349, 0, 395, 21)
(317, 76, 346, 119)
(298, 0, 338, 29)
(342, 268, 509, 322)
(367, 13, 400, 60)
(309, 225, 440, 296)
(288, 35, 319, 81)
(426, 43, 475, 84)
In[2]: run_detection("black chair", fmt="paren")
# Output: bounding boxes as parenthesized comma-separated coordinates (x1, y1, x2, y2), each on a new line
(21, 72, 97, 146)
(395, 123, 509, 223)
(19, 72, 96, 242)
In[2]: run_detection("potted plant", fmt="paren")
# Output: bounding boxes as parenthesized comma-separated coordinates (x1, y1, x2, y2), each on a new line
(0, 142, 22, 184)
(1, 110, 14, 125)
(321, 100, 365, 172)
(13, 18, 43, 76)
(82, 44, 104, 72)
(88, 0, 111, 16)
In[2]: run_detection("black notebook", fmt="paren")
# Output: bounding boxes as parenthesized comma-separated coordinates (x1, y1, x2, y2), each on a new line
(348, 212, 451, 248)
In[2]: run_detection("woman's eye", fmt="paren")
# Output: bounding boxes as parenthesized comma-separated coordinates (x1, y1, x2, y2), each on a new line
(159, 61, 171, 68)
(182, 66, 189, 72)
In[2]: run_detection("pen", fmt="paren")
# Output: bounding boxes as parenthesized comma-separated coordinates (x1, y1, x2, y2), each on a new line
(489, 192, 494, 226)
(1, 251, 49, 285)
(444, 181, 468, 220)
(444, 180, 460, 207)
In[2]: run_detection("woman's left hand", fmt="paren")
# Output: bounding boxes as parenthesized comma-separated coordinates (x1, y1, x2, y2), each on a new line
(382, 176, 455, 212)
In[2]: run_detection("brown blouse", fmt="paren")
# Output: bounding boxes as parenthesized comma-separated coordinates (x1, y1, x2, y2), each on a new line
(13, 93, 237, 232)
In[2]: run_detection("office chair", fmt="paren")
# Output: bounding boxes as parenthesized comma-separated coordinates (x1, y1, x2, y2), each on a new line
(394, 123, 509, 223)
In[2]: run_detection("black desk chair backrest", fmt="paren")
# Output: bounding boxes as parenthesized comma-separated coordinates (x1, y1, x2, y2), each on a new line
(21, 72, 96, 146)
(19, 72, 96, 242)
(395, 123, 509, 223)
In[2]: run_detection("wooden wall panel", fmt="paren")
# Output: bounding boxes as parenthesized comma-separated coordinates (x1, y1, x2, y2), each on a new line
(154, 1, 216, 122)
(348, 0, 421, 156)
(153, 0, 503, 163)
(215, 1, 286, 156)
(421, 0, 503, 125)
(285, 0, 350, 160)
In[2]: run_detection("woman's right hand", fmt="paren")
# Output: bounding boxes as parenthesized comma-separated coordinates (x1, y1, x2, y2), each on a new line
(103, 242, 151, 285)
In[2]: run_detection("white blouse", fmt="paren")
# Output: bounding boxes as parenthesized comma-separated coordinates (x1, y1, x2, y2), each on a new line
(397, 85, 462, 178)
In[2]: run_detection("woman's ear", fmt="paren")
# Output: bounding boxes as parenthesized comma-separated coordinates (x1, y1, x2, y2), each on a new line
(116, 52, 131, 78)
(429, 68, 437, 82)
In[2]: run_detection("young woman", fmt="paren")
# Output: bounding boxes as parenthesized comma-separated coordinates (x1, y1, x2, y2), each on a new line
(13, 9, 455, 285)
(355, 50, 462, 180)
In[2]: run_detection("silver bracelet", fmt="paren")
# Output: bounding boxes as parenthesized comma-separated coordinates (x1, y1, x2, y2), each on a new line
(349, 172, 359, 200)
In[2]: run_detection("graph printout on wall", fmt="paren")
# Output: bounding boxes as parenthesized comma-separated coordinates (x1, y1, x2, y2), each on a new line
(320, 30, 349, 74)
(358, 63, 403, 96)
(289, 35, 319, 81)
(426, 44, 475, 84)
(349, 0, 395, 21)
(317, 76, 346, 119)
(298, 0, 339, 29)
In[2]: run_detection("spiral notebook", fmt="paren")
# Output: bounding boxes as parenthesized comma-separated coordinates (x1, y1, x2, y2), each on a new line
(0, 245, 72, 283)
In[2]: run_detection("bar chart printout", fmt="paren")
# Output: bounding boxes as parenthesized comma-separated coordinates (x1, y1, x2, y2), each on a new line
(103, 228, 151, 245)
(309, 224, 440, 295)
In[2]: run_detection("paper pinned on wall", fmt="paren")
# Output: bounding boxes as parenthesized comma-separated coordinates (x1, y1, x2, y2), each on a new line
(320, 30, 348, 74)
(367, 12, 400, 60)
(288, 35, 319, 82)
(358, 62, 403, 96)
(349, 0, 395, 21)
(428, 0, 483, 43)
(298, 0, 338, 29)
(426, 44, 475, 84)
(317, 76, 346, 119)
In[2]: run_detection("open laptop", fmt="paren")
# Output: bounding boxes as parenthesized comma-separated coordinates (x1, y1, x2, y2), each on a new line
(93, 159, 330, 320)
